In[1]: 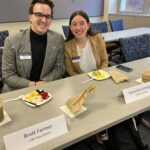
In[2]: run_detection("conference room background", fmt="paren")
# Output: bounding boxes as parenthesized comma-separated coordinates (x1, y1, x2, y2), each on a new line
(0, 0, 149, 36)
(0, 0, 104, 23)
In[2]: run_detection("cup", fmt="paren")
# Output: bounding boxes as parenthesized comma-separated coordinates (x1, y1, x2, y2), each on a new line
(142, 70, 150, 83)
(0, 98, 4, 122)
(142, 59, 150, 83)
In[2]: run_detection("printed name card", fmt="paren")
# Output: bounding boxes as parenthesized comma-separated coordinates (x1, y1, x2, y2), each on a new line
(4, 115, 68, 150)
(123, 82, 150, 104)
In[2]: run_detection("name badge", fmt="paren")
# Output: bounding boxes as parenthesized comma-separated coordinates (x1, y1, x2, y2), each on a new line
(72, 56, 80, 63)
(20, 52, 31, 60)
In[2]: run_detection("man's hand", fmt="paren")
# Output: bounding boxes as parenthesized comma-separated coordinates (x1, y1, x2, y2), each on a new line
(28, 81, 36, 87)
(36, 81, 46, 85)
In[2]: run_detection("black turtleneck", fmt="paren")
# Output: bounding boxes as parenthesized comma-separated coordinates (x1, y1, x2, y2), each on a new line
(29, 29, 47, 81)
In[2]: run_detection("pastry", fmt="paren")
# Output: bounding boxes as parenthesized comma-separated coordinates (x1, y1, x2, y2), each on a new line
(109, 69, 129, 83)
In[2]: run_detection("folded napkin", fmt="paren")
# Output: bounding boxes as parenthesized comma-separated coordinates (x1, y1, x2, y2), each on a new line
(109, 69, 129, 83)
(66, 85, 96, 114)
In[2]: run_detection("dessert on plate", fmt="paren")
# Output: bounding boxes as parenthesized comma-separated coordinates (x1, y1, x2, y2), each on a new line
(24, 89, 50, 104)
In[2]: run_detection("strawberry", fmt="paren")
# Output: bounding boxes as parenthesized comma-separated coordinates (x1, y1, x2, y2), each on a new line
(40, 92, 49, 100)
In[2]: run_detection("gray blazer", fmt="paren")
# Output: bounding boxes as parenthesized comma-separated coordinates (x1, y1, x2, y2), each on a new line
(2, 29, 65, 92)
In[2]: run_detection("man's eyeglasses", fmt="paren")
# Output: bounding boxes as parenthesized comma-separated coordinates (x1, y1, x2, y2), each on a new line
(32, 12, 52, 21)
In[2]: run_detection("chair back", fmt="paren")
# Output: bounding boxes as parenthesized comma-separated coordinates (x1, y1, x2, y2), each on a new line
(62, 22, 108, 38)
(119, 34, 150, 62)
(144, 34, 150, 55)
(91, 22, 108, 33)
(109, 19, 124, 31)
(62, 25, 69, 38)
(0, 30, 9, 47)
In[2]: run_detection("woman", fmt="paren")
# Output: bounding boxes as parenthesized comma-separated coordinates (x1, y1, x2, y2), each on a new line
(64, 10, 108, 76)
(64, 10, 108, 146)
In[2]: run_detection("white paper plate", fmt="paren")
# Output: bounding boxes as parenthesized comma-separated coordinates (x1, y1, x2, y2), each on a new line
(136, 78, 144, 84)
(22, 92, 52, 107)
(88, 70, 110, 80)
(60, 105, 87, 118)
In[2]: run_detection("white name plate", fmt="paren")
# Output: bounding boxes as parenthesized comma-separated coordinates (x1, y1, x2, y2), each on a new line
(123, 82, 150, 104)
(4, 115, 68, 150)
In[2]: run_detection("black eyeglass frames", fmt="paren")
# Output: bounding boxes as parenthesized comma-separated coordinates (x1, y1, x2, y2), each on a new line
(32, 12, 52, 21)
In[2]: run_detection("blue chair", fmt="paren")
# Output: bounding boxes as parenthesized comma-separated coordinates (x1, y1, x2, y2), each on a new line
(109, 19, 124, 32)
(89, 22, 120, 64)
(0, 30, 9, 90)
(144, 34, 150, 55)
(119, 34, 150, 62)
(120, 34, 150, 129)
(62, 22, 108, 38)
(62, 23, 121, 65)
(108, 19, 124, 64)
(90, 22, 122, 64)
(0, 30, 9, 47)
(91, 22, 108, 33)
(62, 25, 69, 38)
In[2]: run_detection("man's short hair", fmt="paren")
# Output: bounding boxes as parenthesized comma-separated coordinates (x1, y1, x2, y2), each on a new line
(29, 0, 54, 17)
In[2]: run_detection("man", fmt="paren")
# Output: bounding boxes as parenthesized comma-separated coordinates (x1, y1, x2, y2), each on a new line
(2, 0, 65, 92)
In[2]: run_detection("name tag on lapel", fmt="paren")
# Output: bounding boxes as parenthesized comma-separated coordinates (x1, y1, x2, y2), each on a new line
(72, 56, 80, 63)
(20, 52, 31, 60)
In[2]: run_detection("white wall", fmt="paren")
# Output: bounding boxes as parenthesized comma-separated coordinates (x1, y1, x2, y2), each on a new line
(0, 16, 101, 37)
(0, 0, 116, 36)
(108, 0, 118, 14)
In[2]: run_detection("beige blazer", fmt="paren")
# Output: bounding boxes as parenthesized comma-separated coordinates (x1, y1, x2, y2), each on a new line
(64, 33, 108, 76)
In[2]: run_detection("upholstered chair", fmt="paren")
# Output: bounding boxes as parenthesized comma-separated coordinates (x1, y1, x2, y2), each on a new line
(109, 19, 124, 32)
(0, 30, 9, 47)
(91, 22, 108, 33)
(62, 22, 108, 38)
(0, 30, 9, 90)
(119, 34, 150, 62)
(62, 25, 69, 38)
